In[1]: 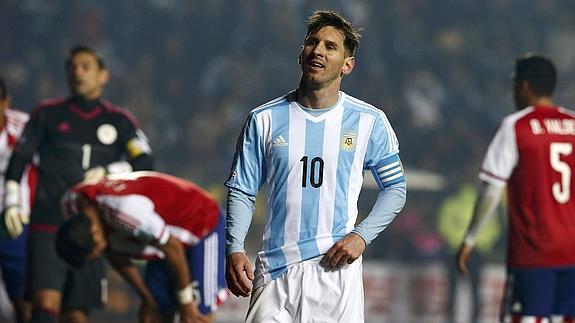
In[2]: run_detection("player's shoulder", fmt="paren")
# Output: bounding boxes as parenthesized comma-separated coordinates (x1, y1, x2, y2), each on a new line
(33, 97, 68, 111)
(99, 99, 141, 127)
(500, 106, 536, 125)
(341, 92, 386, 118)
(557, 106, 575, 119)
(250, 91, 294, 116)
(5, 108, 29, 122)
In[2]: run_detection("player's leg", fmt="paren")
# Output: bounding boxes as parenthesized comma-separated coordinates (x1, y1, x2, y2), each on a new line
(552, 267, 575, 322)
(27, 230, 67, 323)
(245, 267, 297, 323)
(0, 229, 31, 323)
(246, 255, 364, 323)
(500, 267, 555, 322)
(299, 256, 364, 322)
(143, 260, 178, 321)
(60, 257, 107, 323)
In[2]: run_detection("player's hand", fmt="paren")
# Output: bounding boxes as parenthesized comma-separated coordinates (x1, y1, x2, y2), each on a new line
(83, 166, 107, 184)
(456, 243, 474, 276)
(3, 180, 28, 239)
(138, 298, 161, 323)
(3, 205, 28, 239)
(322, 232, 366, 269)
(179, 303, 208, 323)
(226, 252, 254, 297)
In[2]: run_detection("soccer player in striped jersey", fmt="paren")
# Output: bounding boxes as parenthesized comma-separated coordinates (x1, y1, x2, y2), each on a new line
(55, 171, 227, 323)
(225, 10, 406, 322)
(0, 76, 38, 323)
(457, 54, 575, 322)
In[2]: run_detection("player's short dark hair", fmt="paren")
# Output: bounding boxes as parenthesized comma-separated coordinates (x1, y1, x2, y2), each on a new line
(66, 45, 106, 70)
(305, 10, 362, 57)
(513, 53, 556, 97)
(55, 213, 95, 269)
(0, 76, 7, 100)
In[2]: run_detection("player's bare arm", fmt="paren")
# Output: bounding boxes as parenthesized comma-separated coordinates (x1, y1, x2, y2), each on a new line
(225, 252, 254, 297)
(105, 251, 162, 322)
(158, 236, 208, 323)
(322, 232, 366, 269)
(456, 181, 503, 276)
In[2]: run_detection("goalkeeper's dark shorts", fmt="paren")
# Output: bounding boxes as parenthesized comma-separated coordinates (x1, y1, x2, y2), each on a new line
(27, 227, 107, 310)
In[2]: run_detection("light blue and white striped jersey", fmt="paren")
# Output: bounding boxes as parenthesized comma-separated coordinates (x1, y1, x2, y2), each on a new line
(225, 90, 405, 288)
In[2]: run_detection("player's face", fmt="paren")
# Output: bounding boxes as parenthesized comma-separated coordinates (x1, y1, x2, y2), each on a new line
(299, 26, 355, 90)
(67, 52, 109, 100)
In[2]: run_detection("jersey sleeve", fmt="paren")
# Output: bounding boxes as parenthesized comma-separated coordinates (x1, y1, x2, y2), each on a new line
(99, 194, 170, 246)
(116, 110, 153, 160)
(479, 117, 517, 187)
(364, 112, 406, 190)
(224, 112, 266, 196)
(5, 107, 45, 182)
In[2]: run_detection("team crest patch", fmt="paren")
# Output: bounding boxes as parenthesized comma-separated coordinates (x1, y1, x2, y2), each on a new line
(97, 124, 118, 145)
(342, 133, 356, 151)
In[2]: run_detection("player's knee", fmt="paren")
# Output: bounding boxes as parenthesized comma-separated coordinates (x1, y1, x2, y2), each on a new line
(32, 290, 61, 312)
(60, 308, 88, 323)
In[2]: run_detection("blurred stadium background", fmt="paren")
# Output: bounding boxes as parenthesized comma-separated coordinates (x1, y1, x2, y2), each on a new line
(1, 0, 575, 322)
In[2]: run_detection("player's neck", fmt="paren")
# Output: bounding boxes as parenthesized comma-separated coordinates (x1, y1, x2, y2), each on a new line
(530, 97, 554, 108)
(70, 95, 101, 110)
(296, 85, 341, 109)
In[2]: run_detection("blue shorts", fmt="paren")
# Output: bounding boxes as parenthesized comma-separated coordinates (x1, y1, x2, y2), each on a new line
(145, 213, 228, 315)
(0, 227, 27, 301)
(502, 266, 575, 319)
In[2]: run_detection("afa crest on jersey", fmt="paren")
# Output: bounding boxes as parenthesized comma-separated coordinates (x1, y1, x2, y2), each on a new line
(341, 132, 356, 151)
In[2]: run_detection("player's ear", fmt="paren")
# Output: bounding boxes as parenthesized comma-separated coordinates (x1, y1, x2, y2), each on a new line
(341, 56, 355, 76)
(98, 69, 110, 86)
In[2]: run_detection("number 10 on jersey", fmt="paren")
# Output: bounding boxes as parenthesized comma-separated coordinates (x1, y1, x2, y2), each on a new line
(300, 156, 324, 188)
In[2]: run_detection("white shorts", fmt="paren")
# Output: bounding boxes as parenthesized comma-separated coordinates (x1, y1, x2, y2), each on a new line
(245, 255, 364, 323)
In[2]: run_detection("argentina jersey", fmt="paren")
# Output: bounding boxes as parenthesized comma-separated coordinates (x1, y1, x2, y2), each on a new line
(225, 90, 405, 288)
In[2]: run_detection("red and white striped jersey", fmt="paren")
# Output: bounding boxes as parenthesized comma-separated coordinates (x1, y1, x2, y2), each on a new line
(0, 108, 37, 213)
(480, 105, 575, 268)
(67, 171, 220, 259)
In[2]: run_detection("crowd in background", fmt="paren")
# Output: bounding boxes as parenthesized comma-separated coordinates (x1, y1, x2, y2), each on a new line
(2, 0, 575, 263)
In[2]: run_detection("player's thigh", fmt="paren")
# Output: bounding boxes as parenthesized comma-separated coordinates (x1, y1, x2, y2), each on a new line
(246, 257, 364, 323)
(61, 256, 107, 311)
(554, 267, 575, 316)
(27, 231, 67, 293)
(300, 257, 364, 323)
(502, 267, 555, 318)
(144, 260, 175, 314)
(245, 278, 293, 323)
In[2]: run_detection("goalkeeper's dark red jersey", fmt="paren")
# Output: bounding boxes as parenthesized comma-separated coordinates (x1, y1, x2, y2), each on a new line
(5, 96, 153, 226)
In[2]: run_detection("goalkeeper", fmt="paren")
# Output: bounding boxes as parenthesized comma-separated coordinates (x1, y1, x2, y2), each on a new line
(2, 45, 153, 323)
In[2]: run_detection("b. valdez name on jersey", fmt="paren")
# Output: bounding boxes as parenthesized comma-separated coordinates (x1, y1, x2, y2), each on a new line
(529, 118, 575, 135)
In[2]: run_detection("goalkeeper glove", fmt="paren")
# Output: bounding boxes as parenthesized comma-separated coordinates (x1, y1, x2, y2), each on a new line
(3, 180, 29, 239)
(83, 161, 133, 184)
